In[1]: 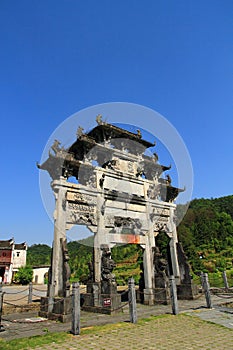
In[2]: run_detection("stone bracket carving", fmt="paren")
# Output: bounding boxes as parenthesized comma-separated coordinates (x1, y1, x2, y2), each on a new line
(68, 211, 97, 226)
(153, 221, 169, 232)
(105, 216, 143, 231)
(114, 216, 142, 231)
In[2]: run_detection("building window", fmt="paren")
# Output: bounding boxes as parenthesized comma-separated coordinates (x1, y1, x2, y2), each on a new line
(16, 252, 20, 257)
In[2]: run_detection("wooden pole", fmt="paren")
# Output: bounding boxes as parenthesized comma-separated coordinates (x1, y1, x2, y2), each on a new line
(128, 277, 137, 323)
(169, 276, 179, 315)
(71, 282, 80, 335)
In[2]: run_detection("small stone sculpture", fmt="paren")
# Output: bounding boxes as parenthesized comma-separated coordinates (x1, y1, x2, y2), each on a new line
(101, 248, 116, 283)
(61, 239, 71, 297)
(154, 246, 169, 290)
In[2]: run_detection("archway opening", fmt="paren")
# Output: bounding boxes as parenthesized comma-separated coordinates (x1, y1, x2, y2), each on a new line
(155, 231, 171, 275)
(111, 243, 143, 287)
(66, 225, 94, 284)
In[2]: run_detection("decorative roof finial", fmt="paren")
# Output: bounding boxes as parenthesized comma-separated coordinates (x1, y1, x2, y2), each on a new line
(76, 126, 84, 138)
(96, 114, 103, 125)
(50, 139, 61, 155)
(166, 174, 172, 185)
(136, 129, 142, 138)
(153, 152, 158, 163)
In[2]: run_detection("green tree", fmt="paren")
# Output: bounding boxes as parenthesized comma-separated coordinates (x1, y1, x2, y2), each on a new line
(178, 195, 233, 273)
(14, 266, 33, 285)
(27, 244, 51, 266)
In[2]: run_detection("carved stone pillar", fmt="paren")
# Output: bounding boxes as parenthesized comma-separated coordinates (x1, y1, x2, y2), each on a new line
(142, 199, 156, 305)
(168, 208, 180, 283)
(94, 193, 105, 283)
(143, 234, 155, 305)
(169, 228, 180, 283)
(51, 179, 67, 297)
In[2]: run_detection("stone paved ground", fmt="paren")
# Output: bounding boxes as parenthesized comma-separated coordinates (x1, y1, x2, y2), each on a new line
(1, 295, 233, 349)
(1, 295, 210, 340)
(31, 314, 233, 350)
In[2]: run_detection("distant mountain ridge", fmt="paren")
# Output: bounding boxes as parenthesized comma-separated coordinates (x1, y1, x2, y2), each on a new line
(189, 195, 233, 219)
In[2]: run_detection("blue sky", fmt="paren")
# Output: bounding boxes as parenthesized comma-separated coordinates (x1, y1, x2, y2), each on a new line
(0, 1, 232, 246)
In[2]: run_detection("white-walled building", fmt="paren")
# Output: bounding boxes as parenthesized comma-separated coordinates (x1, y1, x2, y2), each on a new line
(0, 238, 27, 283)
(32, 265, 50, 284)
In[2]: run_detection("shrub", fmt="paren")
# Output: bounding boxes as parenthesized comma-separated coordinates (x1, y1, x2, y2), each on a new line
(14, 266, 33, 285)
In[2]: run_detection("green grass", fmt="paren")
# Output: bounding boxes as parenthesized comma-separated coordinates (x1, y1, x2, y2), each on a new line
(0, 332, 69, 350)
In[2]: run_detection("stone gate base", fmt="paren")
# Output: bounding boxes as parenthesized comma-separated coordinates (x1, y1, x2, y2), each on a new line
(177, 283, 199, 300)
(39, 296, 72, 322)
(136, 288, 170, 305)
(81, 293, 121, 314)
(137, 282, 199, 304)
(154, 288, 170, 305)
(80, 281, 121, 315)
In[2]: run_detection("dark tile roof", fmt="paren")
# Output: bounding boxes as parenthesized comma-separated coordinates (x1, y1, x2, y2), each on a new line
(0, 238, 14, 249)
(15, 243, 27, 250)
(0, 239, 27, 250)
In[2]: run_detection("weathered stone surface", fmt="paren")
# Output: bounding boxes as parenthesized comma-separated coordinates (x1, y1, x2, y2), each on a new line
(39, 296, 72, 322)
(38, 119, 186, 312)
(176, 242, 199, 299)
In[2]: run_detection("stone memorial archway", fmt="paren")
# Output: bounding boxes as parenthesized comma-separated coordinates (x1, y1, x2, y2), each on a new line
(38, 116, 186, 318)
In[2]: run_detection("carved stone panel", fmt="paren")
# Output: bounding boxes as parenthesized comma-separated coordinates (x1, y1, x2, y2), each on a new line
(150, 207, 170, 218)
(104, 176, 144, 196)
(68, 202, 95, 213)
(147, 183, 160, 200)
(67, 192, 97, 205)
(67, 201, 97, 226)
(111, 158, 137, 175)
(114, 216, 142, 230)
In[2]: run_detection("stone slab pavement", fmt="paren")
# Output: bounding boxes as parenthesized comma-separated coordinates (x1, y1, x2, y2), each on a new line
(31, 313, 233, 350)
(1, 295, 233, 349)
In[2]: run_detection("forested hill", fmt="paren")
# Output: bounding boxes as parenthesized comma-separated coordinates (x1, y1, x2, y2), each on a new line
(189, 195, 233, 219)
(27, 195, 233, 279)
(177, 195, 233, 273)
(27, 244, 51, 266)
(27, 240, 142, 285)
